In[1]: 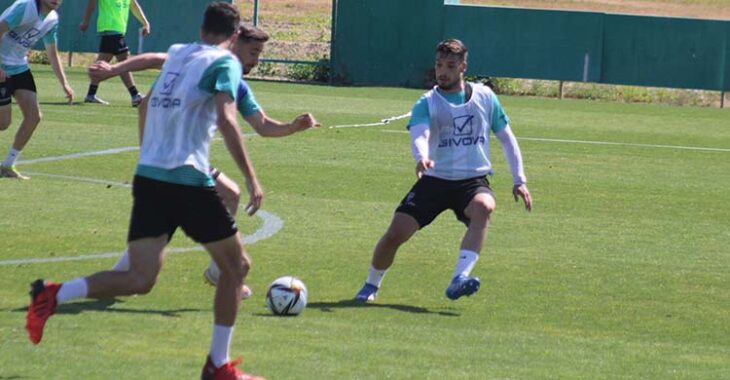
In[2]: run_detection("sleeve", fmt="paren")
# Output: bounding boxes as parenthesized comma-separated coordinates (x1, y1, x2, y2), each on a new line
(407, 95, 430, 129)
(0, 1, 27, 29)
(490, 93, 510, 134)
(42, 23, 58, 45)
(495, 126, 527, 185)
(198, 55, 242, 101)
(236, 81, 262, 117)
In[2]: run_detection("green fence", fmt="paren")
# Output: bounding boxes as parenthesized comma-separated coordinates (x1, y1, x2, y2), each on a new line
(0, 0, 232, 54)
(331, 0, 730, 91)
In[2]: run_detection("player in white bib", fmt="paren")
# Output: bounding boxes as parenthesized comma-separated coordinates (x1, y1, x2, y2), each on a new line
(26, 3, 265, 379)
(0, 0, 74, 179)
(355, 39, 533, 302)
(88, 22, 320, 301)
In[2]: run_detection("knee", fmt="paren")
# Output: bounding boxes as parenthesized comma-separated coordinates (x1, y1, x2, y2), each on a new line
(381, 229, 409, 248)
(220, 254, 251, 285)
(470, 200, 495, 221)
(25, 111, 41, 127)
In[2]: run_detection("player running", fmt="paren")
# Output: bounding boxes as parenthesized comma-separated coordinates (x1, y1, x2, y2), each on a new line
(0, 0, 73, 180)
(88, 22, 320, 299)
(26, 3, 265, 379)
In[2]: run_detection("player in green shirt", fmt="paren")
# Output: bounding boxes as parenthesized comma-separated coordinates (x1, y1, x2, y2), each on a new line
(79, 0, 150, 106)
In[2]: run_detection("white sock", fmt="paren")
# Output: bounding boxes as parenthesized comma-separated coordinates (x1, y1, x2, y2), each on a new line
(56, 278, 89, 304)
(453, 249, 479, 278)
(210, 324, 234, 368)
(2, 148, 21, 167)
(366, 265, 387, 288)
(112, 250, 131, 271)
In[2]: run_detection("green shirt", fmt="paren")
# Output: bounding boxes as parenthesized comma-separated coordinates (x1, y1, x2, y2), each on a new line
(97, 0, 131, 34)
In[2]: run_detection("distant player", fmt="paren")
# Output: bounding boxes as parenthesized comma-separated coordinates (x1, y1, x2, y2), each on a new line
(89, 22, 320, 299)
(354, 39, 533, 302)
(0, 0, 73, 180)
(27, 3, 266, 379)
(79, 0, 150, 106)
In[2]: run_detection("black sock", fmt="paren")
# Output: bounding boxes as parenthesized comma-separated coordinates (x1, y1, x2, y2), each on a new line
(128, 86, 139, 97)
(87, 84, 98, 97)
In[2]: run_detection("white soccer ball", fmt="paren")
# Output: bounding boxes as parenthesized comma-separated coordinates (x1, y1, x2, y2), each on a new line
(265, 276, 308, 316)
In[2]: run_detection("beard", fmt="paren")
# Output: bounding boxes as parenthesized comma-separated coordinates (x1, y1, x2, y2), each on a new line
(437, 76, 461, 91)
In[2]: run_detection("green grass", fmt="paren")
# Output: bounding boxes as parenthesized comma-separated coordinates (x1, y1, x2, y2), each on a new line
(1, 66, 729, 379)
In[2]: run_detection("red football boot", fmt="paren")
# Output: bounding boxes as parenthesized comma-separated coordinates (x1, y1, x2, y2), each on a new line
(201, 356, 266, 380)
(25, 279, 61, 344)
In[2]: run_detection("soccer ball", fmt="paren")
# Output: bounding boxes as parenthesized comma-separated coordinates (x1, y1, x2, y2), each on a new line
(265, 276, 308, 316)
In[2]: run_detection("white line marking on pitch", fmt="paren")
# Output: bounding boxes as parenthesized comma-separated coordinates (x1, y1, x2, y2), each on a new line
(0, 166, 283, 266)
(381, 129, 730, 152)
(18, 134, 257, 166)
(0, 210, 283, 266)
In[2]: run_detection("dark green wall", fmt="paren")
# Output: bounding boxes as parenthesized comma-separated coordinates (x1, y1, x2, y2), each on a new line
(0, 0, 233, 53)
(331, 0, 730, 91)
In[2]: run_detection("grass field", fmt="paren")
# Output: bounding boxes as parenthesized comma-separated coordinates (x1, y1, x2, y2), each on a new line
(0, 66, 729, 379)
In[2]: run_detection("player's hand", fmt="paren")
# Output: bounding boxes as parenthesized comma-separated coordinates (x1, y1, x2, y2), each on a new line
(513, 184, 532, 212)
(244, 177, 264, 216)
(416, 159, 434, 179)
(141, 24, 151, 37)
(291, 113, 320, 133)
(63, 83, 74, 104)
(79, 21, 89, 32)
(88, 61, 115, 82)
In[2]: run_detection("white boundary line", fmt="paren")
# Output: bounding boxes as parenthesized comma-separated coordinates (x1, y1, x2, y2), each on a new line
(0, 209, 283, 266)
(381, 129, 730, 153)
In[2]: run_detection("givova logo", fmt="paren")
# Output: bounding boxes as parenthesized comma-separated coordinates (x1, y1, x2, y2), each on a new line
(151, 72, 182, 108)
(8, 28, 41, 48)
(438, 114, 486, 148)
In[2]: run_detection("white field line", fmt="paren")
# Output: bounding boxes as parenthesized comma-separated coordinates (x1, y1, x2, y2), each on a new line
(17, 134, 257, 166)
(0, 209, 283, 266)
(381, 130, 730, 153)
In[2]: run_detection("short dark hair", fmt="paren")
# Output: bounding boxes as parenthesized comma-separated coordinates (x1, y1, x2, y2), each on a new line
(202, 2, 240, 37)
(436, 39, 468, 61)
(238, 23, 269, 44)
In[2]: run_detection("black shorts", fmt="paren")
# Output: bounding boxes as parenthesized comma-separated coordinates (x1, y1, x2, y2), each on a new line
(127, 175, 238, 244)
(0, 69, 36, 106)
(395, 175, 494, 228)
(99, 33, 129, 55)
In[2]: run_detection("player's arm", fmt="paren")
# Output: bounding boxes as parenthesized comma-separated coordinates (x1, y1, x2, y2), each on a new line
(495, 126, 532, 211)
(79, 0, 97, 32)
(131, 0, 151, 36)
(407, 96, 434, 178)
(88, 52, 167, 82)
(0, 22, 8, 80)
(45, 43, 74, 104)
(243, 110, 319, 137)
(216, 92, 263, 216)
(137, 91, 149, 145)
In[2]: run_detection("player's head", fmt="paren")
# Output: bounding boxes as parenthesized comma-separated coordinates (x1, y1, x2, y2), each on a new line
(40, 0, 62, 11)
(232, 23, 270, 74)
(435, 39, 468, 91)
(200, 2, 241, 43)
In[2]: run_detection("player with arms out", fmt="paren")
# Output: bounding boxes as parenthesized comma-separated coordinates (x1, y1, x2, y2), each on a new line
(26, 3, 265, 379)
(0, 0, 73, 180)
(79, 0, 150, 106)
(355, 39, 533, 302)
(88, 22, 320, 299)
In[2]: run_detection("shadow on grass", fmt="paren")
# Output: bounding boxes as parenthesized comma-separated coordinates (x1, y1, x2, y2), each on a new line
(0, 376, 26, 379)
(305, 299, 460, 317)
(11, 298, 205, 318)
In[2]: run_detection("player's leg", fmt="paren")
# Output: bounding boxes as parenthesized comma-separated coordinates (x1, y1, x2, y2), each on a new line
(0, 79, 12, 131)
(184, 184, 262, 378)
(2, 81, 40, 179)
(446, 184, 496, 300)
(203, 170, 252, 299)
(85, 45, 114, 104)
(25, 236, 168, 344)
(354, 212, 420, 302)
(113, 51, 143, 106)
